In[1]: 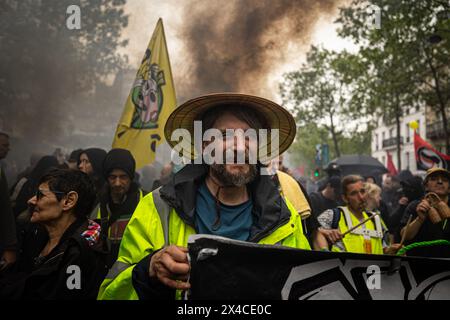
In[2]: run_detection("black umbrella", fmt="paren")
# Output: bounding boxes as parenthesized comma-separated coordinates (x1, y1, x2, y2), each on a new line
(328, 154, 388, 177)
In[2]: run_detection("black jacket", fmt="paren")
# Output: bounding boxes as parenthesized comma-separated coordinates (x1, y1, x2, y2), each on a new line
(399, 199, 450, 258)
(0, 218, 108, 300)
(132, 163, 294, 299)
(0, 167, 16, 251)
(98, 182, 146, 268)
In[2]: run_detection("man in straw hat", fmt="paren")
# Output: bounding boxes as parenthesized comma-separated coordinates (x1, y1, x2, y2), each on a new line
(398, 167, 450, 257)
(98, 93, 311, 300)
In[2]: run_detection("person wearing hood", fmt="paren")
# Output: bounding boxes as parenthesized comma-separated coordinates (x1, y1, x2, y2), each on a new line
(97, 148, 147, 268)
(78, 148, 107, 191)
(12, 155, 59, 219)
(67, 149, 83, 171)
(0, 132, 17, 272)
(0, 169, 107, 299)
(389, 175, 424, 242)
(78, 148, 107, 215)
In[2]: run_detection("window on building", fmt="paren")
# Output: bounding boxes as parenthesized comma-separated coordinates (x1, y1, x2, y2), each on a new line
(389, 128, 394, 138)
(405, 152, 410, 169)
(375, 133, 379, 150)
(405, 123, 411, 143)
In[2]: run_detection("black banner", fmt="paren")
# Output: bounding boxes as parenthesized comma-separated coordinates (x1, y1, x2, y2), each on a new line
(188, 235, 450, 300)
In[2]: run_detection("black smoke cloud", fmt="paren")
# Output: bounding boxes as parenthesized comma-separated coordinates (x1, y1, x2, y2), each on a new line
(178, 0, 341, 100)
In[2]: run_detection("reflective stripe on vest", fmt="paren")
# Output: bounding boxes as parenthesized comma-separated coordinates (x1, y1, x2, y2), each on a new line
(333, 206, 384, 255)
(105, 260, 131, 280)
(152, 187, 170, 246)
(340, 206, 383, 239)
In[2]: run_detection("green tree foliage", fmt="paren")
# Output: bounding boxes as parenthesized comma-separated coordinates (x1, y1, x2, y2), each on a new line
(280, 46, 355, 158)
(0, 0, 129, 147)
(337, 0, 450, 155)
(289, 123, 372, 176)
(280, 45, 373, 172)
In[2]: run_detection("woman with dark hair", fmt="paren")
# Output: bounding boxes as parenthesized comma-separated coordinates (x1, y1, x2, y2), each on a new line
(12, 155, 59, 218)
(78, 148, 107, 218)
(0, 169, 107, 299)
(78, 148, 107, 192)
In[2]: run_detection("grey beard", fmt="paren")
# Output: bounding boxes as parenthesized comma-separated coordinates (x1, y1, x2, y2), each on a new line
(210, 163, 258, 187)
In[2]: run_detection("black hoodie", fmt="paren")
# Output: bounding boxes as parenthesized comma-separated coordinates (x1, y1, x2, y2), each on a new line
(12, 155, 59, 217)
(0, 218, 108, 300)
(79, 148, 107, 195)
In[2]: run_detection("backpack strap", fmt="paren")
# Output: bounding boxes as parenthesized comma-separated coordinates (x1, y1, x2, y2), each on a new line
(152, 187, 171, 246)
(331, 207, 342, 230)
(98, 202, 111, 253)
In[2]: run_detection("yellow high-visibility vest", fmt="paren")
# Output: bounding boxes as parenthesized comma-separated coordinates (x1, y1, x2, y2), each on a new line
(332, 206, 384, 255)
(98, 189, 311, 300)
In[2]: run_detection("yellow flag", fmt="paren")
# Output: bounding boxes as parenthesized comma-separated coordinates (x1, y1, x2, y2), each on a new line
(112, 18, 176, 169)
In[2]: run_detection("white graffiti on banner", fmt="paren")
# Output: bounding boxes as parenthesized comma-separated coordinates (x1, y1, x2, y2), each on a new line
(281, 259, 450, 300)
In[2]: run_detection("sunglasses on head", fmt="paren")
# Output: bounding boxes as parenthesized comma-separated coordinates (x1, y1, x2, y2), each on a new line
(36, 189, 66, 200)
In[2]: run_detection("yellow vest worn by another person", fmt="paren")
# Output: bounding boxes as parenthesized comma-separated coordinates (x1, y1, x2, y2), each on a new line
(97, 188, 311, 300)
(332, 206, 384, 255)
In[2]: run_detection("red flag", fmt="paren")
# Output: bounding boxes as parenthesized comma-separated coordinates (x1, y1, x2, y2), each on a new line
(386, 151, 398, 176)
(414, 131, 450, 171)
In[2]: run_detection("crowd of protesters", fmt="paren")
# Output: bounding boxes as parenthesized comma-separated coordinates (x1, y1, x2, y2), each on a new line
(296, 165, 449, 258)
(0, 94, 449, 300)
(0, 135, 169, 299)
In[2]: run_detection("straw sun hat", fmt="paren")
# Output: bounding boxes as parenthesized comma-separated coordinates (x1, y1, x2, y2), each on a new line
(164, 93, 296, 161)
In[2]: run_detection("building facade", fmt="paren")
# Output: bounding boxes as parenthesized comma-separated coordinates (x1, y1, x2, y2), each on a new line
(371, 106, 426, 174)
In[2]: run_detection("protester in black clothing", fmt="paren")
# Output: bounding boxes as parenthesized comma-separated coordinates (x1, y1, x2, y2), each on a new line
(12, 155, 59, 218)
(309, 176, 342, 217)
(316, 163, 341, 192)
(78, 148, 107, 193)
(10, 152, 45, 192)
(308, 176, 341, 249)
(98, 149, 147, 268)
(381, 174, 402, 213)
(390, 176, 424, 241)
(67, 149, 83, 171)
(0, 169, 107, 299)
(397, 170, 414, 184)
(399, 168, 450, 258)
(0, 132, 17, 271)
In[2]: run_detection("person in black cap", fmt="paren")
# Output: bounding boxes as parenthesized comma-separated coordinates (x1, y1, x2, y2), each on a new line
(97, 148, 147, 268)
(307, 176, 342, 248)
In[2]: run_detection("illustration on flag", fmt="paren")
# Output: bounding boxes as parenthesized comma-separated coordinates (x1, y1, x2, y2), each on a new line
(112, 18, 176, 169)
